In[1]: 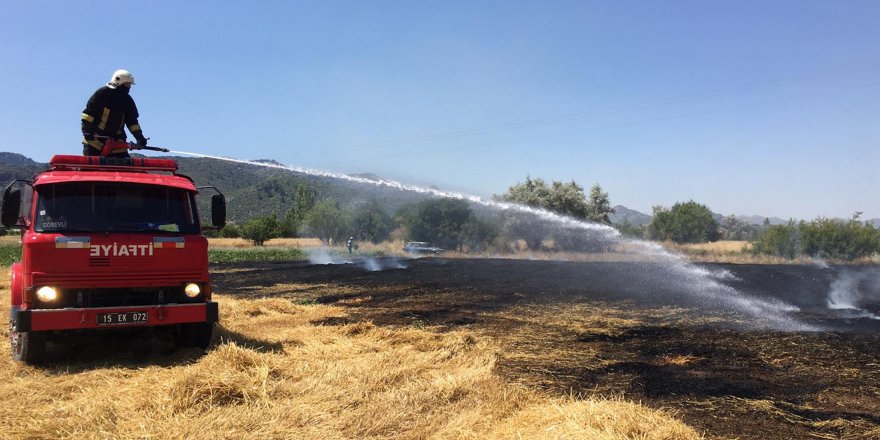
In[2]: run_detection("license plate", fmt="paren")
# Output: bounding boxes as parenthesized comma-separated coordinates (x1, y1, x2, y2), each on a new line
(97, 311, 149, 326)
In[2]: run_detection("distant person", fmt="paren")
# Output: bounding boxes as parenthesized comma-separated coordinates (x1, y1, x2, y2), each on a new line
(81, 69, 148, 157)
(347, 236, 355, 254)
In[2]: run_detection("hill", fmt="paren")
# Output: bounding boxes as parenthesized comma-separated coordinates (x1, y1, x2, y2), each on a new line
(609, 205, 652, 226)
(2, 153, 877, 227)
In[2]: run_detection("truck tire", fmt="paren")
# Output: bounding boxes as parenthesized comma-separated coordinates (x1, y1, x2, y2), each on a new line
(10, 323, 46, 364)
(175, 323, 214, 350)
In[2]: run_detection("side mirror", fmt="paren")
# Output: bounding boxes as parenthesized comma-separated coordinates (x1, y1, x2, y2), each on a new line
(1, 186, 22, 228)
(211, 194, 226, 229)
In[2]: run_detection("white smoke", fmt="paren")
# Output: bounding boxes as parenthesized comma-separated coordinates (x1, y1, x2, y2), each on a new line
(306, 248, 408, 272)
(306, 247, 352, 265)
(827, 269, 880, 320)
(360, 257, 408, 272)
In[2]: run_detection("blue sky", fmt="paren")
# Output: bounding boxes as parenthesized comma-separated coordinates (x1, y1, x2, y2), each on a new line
(1, 1, 878, 219)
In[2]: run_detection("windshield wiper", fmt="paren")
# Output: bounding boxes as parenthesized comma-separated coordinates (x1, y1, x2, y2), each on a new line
(112, 223, 181, 233)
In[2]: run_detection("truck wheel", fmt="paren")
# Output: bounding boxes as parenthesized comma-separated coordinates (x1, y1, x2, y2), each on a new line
(175, 323, 214, 350)
(10, 323, 46, 364)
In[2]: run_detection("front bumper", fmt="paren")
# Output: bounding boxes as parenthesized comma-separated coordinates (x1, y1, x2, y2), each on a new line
(11, 302, 218, 332)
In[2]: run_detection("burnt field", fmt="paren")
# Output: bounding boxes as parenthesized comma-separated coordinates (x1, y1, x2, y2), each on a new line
(213, 258, 880, 440)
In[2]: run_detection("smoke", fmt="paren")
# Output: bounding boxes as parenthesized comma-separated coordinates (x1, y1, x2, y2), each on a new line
(827, 269, 880, 320)
(306, 247, 353, 265)
(306, 248, 408, 272)
(361, 256, 408, 272)
(811, 257, 831, 269)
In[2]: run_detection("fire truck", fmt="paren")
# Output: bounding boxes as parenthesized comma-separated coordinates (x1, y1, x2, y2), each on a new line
(2, 155, 225, 363)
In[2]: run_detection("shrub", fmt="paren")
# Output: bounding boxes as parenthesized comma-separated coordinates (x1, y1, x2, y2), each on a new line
(240, 215, 280, 246)
(649, 201, 720, 244)
(750, 214, 880, 261)
(750, 221, 801, 259)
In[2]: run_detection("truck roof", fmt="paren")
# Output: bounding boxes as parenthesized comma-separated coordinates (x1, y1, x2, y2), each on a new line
(33, 155, 197, 191)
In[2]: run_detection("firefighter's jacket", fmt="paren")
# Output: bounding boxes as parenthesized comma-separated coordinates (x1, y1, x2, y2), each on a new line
(81, 85, 145, 152)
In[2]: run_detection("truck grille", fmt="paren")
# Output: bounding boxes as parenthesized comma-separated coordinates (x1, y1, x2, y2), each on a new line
(36, 286, 197, 309)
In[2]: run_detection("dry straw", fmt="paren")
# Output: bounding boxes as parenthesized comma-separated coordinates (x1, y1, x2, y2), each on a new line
(0, 270, 700, 439)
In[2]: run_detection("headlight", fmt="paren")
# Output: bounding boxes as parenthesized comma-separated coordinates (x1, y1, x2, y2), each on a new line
(36, 286, 59, 302)
(184, 283, 201, 298)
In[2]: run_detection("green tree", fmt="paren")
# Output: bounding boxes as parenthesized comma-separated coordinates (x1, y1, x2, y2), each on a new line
(585, 183, 614, 224)
(303, 199, 353, 246)
(719, 215, 760, 241)
(240, 215, 280, 246)
(497, 176, 588, 219)
(352, 200, 394, 243)
(750, 221, 801, 259)
(799, 213, 880, 260)
(614, 219, 646, 239)
(279, 184, 317, 237)
(649, 201, 721, 244)
(461, 216, 499, 253)
(402, 198, 473, 251)
(219, 222, 241, 238)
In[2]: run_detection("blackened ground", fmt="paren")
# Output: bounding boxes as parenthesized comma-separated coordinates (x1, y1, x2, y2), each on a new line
(212, 258, 880, 440)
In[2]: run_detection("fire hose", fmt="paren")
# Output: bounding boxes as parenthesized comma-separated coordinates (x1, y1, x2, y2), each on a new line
(92, 135, 170, 156)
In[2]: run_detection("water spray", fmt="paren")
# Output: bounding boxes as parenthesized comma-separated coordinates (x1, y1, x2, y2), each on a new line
(168, 149, 818, 331)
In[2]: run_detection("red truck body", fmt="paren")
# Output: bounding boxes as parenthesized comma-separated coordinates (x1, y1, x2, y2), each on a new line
(4, 155, 225, 363)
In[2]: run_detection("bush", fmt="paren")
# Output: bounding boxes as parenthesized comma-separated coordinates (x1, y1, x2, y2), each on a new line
(649, 201, 720, 244)
(240, 215, 280, 246)
(750, 214, 880, 261)
(303, 199, 353, 245)
(800, 217, 880, 260)
(750, 222, 801, 259)
(219, 222, 241, 238)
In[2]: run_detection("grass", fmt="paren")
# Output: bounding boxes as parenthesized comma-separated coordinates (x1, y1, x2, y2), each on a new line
(0, 268, 702, 439)
(208, 247, 306, 263)
(0, 245, 20, 267)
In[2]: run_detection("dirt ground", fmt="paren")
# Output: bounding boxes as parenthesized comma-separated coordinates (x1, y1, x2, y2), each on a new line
(212, 258, 880, 440)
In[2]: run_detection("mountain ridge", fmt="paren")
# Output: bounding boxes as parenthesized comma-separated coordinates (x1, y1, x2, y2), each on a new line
(0, 152, 873, 227)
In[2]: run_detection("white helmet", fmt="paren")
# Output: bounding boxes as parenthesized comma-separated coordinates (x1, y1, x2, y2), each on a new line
(108, 69, 135, 88)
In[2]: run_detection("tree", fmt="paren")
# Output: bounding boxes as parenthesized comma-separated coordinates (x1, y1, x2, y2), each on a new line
(401, 198, 473, 251)
(497, 176, 552, 208)
(497, 176, 588, 219)
(750, 221, 801, 259)
(352, 200, 394, 243)
(585, 184, 614, 224)
(648, 201, 721, 244)
(614, 218, 646, 239)
(303, 198, 353, 246)
(240, 215, 280, 246)
(461, 216, 498, 253)
(750, 213, 880, 261)
(799, 213, 880, 260)
(219, 222, 241, 238)
(499, 211, 547, 251)
(279, 184, 317, 237)
(719, 215, 760, 241)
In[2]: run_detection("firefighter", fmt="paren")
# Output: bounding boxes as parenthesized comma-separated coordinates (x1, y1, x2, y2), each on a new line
(81, 69, 148, 157)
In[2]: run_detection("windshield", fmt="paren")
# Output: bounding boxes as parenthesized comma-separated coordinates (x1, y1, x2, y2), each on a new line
(35, 182, 198, 234)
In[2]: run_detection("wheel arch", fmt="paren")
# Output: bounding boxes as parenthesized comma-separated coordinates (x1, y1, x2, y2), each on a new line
(10, 262, 23, 306)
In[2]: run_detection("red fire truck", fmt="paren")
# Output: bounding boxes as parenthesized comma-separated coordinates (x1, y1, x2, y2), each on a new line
(2, 155, 226, 363)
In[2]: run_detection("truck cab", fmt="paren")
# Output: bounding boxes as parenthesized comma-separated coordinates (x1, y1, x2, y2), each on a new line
(2, 155, 226, 363)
